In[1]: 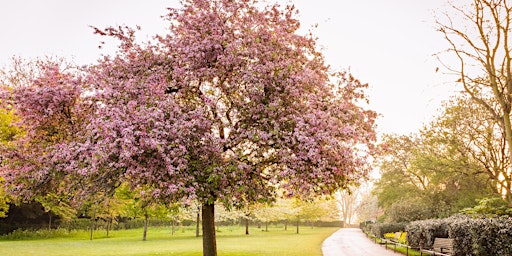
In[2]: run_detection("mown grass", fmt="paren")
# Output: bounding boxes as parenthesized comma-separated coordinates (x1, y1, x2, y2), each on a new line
(0, 225, 338, 256)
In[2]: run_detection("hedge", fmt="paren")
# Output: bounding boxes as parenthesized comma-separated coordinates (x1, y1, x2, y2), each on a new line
(406, 218, 449, 249)
(367, 222, 407, 238)
(405, 215, 512, 255)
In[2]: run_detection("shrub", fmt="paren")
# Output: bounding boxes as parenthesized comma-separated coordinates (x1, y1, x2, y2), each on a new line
(468, 217, 512, 256)
(493, 217, 512, 255)
(369, 222, 407, 238)
(359, 220, 374, 232)
(408, 215, 512, 255)
(0, 228, 80, 240)
(447, 215, 474, 255)
(461, 197, 512, 217)
(406, 218, 449, 249)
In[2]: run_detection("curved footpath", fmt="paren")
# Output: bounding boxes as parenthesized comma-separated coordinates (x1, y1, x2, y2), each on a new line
(322, 228, 398, 256)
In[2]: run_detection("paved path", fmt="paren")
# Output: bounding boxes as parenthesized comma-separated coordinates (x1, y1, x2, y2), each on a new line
(322, 228, 398, 256)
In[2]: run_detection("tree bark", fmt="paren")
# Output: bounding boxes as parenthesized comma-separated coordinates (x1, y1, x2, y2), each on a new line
(90, 209, 96, 240)
(196, 205, 201, 238)
(106, 218, 111, 238)
(143, 212, 149, 241)
(202, 203, 217, 256)
(48, 214, 52, 232)
(503, 112, 512, 203)
(245, 218, 249, 235)
(296, 218, 300, 234)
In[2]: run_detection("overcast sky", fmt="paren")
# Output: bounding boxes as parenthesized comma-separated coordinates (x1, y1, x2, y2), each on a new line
(0, 0, 458, 135)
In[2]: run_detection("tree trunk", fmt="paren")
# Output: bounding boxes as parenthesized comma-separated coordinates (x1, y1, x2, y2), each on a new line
(202, 203, 217, 256)
(296, 218, 299, 234)
(503, 113, 512, 203)
(196, 205, 201, 238)
(106, 218, 111, 238)
(90, 209, 96, 240)
(284, 221, 288, 231)
(143, 212, 149, 241)
(245, 218, 249, 235)
(265, 221, 268, 232)
(171, 219, 176, 235)
(48, 214, 52, 232)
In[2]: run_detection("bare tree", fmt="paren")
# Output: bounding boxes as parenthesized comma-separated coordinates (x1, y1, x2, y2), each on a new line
(436, 0, 512, 202)
(337, 188, 360, 226)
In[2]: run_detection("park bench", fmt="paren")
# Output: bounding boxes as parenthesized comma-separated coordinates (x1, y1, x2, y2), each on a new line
(420, 238, 453, 256)
(382, 231, 402, 245)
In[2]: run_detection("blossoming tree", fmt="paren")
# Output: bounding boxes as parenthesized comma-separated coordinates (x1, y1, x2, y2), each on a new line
(1, 1, 376, 255)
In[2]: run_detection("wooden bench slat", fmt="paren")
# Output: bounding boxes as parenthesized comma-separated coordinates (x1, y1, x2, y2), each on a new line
(420, 237, 454, 256)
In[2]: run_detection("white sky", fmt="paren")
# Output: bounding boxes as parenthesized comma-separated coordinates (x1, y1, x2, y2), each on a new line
(0, 0, 458, 135)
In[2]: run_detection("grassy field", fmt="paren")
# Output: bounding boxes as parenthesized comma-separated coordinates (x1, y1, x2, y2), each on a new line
(0, 225, 339, 256)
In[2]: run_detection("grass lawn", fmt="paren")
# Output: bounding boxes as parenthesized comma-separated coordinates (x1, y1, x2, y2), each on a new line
(0, 225, 339, 256)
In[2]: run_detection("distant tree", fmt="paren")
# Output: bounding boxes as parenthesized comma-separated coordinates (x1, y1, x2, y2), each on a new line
(115, 183, 170, 241)
(252, 202, 281, 232)
(354, 191, 379, 223)
(0, 56, 74, 89)
(384, 198, 433, 223)
(35, 193, 76, 231)
(375, 135, 427, 210)
(375, 102, 498, 222)
(214, 203, 242, 231)
(287, 198, 337, 233)
(422, 95, 505, 203)
(0, 107, 19, 218)
(0, 177, 9, 218)
(436, 0, 512, 202)
(0, 61, 90, 200)
(337, 187, 360, 225)
(0, 107, 19, 143)
(0, 60, 95, 228)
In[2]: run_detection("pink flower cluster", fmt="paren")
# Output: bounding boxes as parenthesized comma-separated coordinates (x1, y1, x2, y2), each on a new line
(1, 0, 376, 207)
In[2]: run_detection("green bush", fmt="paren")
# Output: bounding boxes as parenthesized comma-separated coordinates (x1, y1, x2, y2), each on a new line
(359, 220, 374, 232)
(447, 215, 474, 255)
(407, 215, 512, 255)
(0, 228, 81, 240)
(368, 222, 407, 238)
(449, 216, 512, 256)
(461, 197, 512, 217)
(406, 218, 449, 249)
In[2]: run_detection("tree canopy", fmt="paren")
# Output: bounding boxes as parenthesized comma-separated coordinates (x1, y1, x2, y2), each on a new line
(436, 0, 512, 202)
(374, 95, 500, 222)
